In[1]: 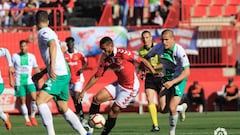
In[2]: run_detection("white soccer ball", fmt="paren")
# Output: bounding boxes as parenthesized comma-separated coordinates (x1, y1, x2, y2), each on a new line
(89, 113, 106, 129)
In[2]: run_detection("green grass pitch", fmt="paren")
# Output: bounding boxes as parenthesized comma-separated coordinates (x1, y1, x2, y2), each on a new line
(0, 112, 239, 135)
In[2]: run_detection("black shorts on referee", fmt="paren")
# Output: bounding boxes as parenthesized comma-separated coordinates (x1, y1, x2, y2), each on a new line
(144, 73, 162, 93)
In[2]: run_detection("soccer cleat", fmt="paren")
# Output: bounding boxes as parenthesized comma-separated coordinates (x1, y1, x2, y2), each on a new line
(169, 131, 175, 135)
(4, 113, 12, 130)
(25, 121, 32, 126)
(151, 125, 160, 132)
(84, 122, 94, 134)
(179, 103, 188, 122)
(30, 117, 38, 126)
(81, 118, 88, 127)
(86, 133, 91, 135)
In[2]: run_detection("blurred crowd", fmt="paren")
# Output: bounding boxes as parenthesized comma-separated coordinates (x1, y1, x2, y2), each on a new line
(0, 0, 70, 29)
(111, 0, 173, 26)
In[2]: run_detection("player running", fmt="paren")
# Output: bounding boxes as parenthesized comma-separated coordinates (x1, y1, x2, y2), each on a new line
(64, 37, 88, 125)
(0, 48, 13, 130)
(78, 36, 159, 135)
(145, 29, 189, 135)
(10, 40, 40, 126)
(33, 10, 90, 135)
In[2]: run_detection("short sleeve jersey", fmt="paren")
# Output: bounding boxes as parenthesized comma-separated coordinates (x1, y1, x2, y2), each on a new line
(0, 48, 13, 83)
(147, 43, 190, 80)
(96, 47, 141, 90)
(38, 27, 68, 76)
(64, 49, 86, 83)
(12, 53, 38, 86)
(138, 43, 161, 73)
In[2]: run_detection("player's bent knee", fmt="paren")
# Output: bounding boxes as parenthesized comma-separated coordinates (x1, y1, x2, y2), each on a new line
(111, 106, 121, 114)
(159, 106, 169, 113)
(93, 95, 103, 104)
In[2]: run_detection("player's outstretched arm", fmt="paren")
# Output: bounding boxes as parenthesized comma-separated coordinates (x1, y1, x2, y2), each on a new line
(139, 57, 158, 75)
(32, 68, 47, 82)
(78, 75, 100, 103)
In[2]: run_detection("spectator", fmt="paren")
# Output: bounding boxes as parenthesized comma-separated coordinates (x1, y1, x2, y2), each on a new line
(148, 0, 161, 25)
(151, 10, 163, 26)
(56, 0, 70, 25)
(133, 0, 145, 26)
(0, 0, 10, 28)
(40, 0, 58, 26)
(186, 81, 206, 113)
(23, 1, 37, 27)
(9, 0, 25, 27)
(215, 78, 239, 111)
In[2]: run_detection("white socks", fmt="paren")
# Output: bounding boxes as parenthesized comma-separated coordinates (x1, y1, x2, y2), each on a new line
(38, 103, 55, 135)
(176, 105, 183, 112)
(0, 107, 6, 121)
(31, 101, 37, 117)
(21, 104, 30, 122)
(63, 109, 87, 135)
(169, 114, 178, 135)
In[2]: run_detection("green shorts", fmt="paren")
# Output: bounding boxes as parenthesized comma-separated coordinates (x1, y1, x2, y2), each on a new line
(42, 74, 70, 101)
(163, 78, 187, 98)
(0, 83, 4, 94)
(15, 84, 36, 97)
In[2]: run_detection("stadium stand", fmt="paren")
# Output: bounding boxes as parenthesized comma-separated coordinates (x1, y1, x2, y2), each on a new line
(182, 0, 240, 26)
(209, 5, 223, 17)
(213, 0, 227, 6)
(223, 5, 237, 16)
(197, 0, 212, 6)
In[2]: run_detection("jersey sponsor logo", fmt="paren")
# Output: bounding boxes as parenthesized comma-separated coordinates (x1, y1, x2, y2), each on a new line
(19, 66, 30, 73)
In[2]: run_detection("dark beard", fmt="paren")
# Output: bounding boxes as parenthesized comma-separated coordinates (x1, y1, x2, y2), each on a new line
(109, 52, 114, 57)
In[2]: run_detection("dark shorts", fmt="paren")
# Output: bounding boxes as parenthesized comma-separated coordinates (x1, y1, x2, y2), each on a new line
(144, 73, 162, 93)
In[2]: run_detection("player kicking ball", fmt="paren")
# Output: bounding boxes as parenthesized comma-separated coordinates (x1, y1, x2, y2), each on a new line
(78, 36, 159, 135)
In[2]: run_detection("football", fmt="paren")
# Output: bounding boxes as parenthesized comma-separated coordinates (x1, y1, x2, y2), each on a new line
(89, 113, 106, 129)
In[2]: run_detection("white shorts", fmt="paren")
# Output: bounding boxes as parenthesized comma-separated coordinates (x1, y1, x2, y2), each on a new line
(69, 74, 84, 96)
(105, 73, 140, 108)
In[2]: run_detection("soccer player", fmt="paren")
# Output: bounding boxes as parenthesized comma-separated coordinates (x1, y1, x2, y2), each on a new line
(34, 10, 90, 135)
(0, 48, 13, 130)
(64, 37, 88, 124)
(10, 40, 40, 126)
(145, 29, 190, 135)
(78, 36, 158, 135)
(138, 30, 162, 132)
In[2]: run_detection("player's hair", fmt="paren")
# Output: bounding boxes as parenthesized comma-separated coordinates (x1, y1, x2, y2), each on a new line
(20, 40, 28, 45)
(99, 36, 113, 47)
(141, 30, 151, 37)
(36, 10, 49, 23)
(65, 37, 75, 43)
(161, 29, 174, 37)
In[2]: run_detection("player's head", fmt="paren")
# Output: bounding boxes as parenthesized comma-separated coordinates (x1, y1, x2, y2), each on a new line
(193, 81, 199, 86)
(19, 40, 28, 54)
(228, 77, 233, 85)
(99, 36, 114, 57)
(141, 30, 152, 49)
(161, 29, 175, 49)
(65, 37, 75, 51)
(36, 10, 49, 28)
